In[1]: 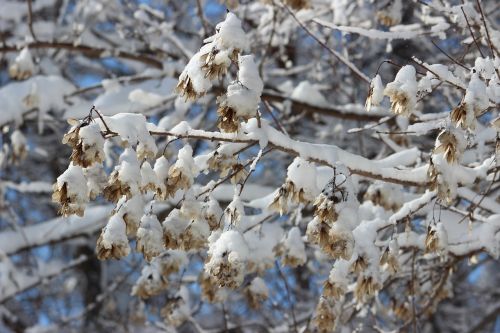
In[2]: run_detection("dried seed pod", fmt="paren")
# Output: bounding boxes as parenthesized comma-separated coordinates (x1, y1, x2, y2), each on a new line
(384, 65, 417, 117)
(314, 297, 337, 333)
(355, 275, 381, 301)
(96, 214, 130, 260)
(244, 277, 268, 309)
(434, 129, 466, 164)
(136, 214, 164, 262)
(52, 164, 89, 217)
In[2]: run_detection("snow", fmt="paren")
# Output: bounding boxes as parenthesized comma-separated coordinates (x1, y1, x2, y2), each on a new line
(4, 7, 496, 329)
(457, 187, 500, 214)
(114, 148, 142, 196)
(100, 113, 157, 153)
(226, 83, 261, 117)
(2, 181, 53, 193)
(0, 255, 88, 303)
(464, 72, 489, 113)
(214, 12, 249, 51)
(282, 227, 307, 264)
(10, 129, 27, 156)
(174, 144, 198, 180)
(179, 52, 213, 94)
(128, 89, 165, 107)
(287, 157, 320, 198)
(291, 81, 328, 107)
(100, 214, 130, 254)
(238, 55, 263, 93)
(314, 19, 449, 40)
(176, 12, 250, 100)
(395, 210, 500, 258)
(366, 74, 384, 112)
(55, 163, 89, 209)
(384, 65, 418, 116)
(136, 214, 164, 260)
(140, 162, 160, 191)
(472, 57, 496, 79)
(0, 76, 75, 126)
(244, 222, 283, 272)
(67, 77, 177, 118)
(0, 205, 111, 255)
(84, 164, 107, 199)
(407, 118, 448, 135)
(329, 259, 350, 290)
(389, 190, 436, 224)
(221, 55, 263, 120)
(225, 190, 245, 224)
(9, 47, 36, 79)
(205, 229, 249, 286)
(154, 156, 170, 183)
(162, 209, 190, 240)
(166, 119, 431, 186)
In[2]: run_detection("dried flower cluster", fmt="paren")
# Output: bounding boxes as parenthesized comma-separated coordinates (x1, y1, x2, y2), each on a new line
(131, 250, 188, 299)
(176, 13, 249, 100)
(269, 157, 318, 214)
(52, 164, 89, 216)
(243, 277, 269, 309)
(314, 297, 337, 333)
(306, 172, 355, 261)
(434, 128, 466, 164)
(8, 48, 35, 80)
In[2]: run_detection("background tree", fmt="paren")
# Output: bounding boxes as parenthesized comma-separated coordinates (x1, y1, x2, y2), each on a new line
(0, 0, 499, 332)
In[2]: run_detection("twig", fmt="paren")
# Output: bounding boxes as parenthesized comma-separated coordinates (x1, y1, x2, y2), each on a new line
(461, 6, 485, 57)
(275, 261, 298, 333)
(222, 303, 229, 333)
(410, 250, 418, 333)
(0, 255, 89, 303)
(262, 92, 384, 121)
(239, 148, 265, 195)
(91, 106, 117, 137)
(263, 100, 288, 135)
(196, 0, 211, 37)
(475, 0, 498, 57)
(279, 1, 370, 84)
(411, 57, 466, 91)
(57, 262, 140, 326)
(430, 40, 470, 70)
(259, 6, 278, 78)
(27, 0, 38, 41)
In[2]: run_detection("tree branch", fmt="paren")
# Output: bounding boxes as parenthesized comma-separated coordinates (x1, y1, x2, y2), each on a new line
(0, 41, 164, 69)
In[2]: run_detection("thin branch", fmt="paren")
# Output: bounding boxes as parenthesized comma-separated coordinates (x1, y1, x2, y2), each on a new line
(461, 6, 485, 57)
(475, 0, 498, 57)
(27, 0, 38, 41)
(0, 255, 89, 303)
(259, 6, 278, 78)
(0, 41, 164, 69)
(221, 303, 229, 333)
(275, 261, 298, 333)
(196, 0, 211, 37)
(262, 100, 288, 135)
(430, 40, 470, 70)
(411, 57, 466, 91)
(467, 304, 500, 333)
(56, 262, 140, 327)
(279, 1, 370, 84)
(262, 91, 385, 121)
